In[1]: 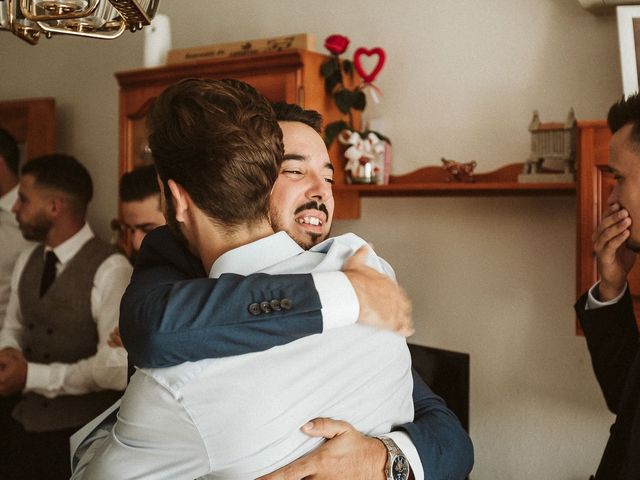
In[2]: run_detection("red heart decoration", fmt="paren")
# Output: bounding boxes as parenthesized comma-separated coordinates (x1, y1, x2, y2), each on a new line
(353, 47, 386, 83)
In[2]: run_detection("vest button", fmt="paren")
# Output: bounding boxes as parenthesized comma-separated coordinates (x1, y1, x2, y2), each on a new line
(41, 400, 48, 408)
(24, 347, 31, 354)
(43, 353, 50, 360)
(27, 323, 34, 330)
(46, 327, 53, 335)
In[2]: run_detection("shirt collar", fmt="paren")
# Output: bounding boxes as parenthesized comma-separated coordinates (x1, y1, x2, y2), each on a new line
(0, 185, 18, 213)
(209, 231, 304, 278)
(45, 222, 94, 265)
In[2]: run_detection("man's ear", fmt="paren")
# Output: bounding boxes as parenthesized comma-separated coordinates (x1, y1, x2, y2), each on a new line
(45, 189, 66, 218)
(167, 179, 190, 223)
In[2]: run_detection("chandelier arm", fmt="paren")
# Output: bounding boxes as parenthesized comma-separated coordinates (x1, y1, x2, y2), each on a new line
(20, 0, 100, 22)
(36, 17, 126, 38)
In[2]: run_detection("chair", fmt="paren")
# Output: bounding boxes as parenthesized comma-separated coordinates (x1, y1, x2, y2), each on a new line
(408, 343, 470, 432)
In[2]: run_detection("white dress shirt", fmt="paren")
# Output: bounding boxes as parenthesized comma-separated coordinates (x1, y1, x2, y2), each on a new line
(0, 222, 132, 397)
(586, 281, 628, 310)
(0, 186, 33, 327)
(74, 232, 414, 480)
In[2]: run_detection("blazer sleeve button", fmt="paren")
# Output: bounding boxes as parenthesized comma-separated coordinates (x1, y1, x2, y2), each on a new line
(280, 298, 293, 310)
(260, 301, 272, 314)
(248, 303, 262, 316)
(270, 299, 282, 311)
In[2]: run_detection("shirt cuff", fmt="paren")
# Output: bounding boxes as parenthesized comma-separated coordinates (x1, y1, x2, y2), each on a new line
(586, 282, 627, 310)
(24, 362, 53, 395)
(311, 271, 359, 330)
(385, 431, 424, 480)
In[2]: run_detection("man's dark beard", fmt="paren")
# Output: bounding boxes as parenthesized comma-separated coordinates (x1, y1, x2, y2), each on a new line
(270, 200, 330, 250)
(19, 214, 52, 242)
(627, 238, 640, 253)
(294, 201, 329, 218)
(294, 201, 329, 246)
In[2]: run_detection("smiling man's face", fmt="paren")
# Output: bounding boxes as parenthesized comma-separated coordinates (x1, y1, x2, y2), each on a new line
(269, 121, 335, 249)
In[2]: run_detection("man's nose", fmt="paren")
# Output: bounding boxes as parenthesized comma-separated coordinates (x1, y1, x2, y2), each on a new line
(307, 176, 330, 201)
(132, 231, 146, 252)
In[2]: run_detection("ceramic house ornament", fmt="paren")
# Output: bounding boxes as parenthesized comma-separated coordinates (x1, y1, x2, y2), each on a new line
(518, 109, 577, 183)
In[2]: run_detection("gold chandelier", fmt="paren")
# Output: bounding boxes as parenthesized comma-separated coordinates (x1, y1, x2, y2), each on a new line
(0, 0, 159, 44)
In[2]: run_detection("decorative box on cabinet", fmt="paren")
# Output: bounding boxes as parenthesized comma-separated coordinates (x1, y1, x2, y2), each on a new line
(115, 49, 360, 221)
(576, 120, 640, 328)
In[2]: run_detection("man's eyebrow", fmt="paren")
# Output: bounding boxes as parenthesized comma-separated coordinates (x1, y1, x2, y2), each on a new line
(603, 166, 618, 174)
(282, 153, 334, 172)
(283, 153, 305, 161)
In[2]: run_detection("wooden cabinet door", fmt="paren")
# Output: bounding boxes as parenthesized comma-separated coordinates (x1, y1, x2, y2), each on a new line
(576, 121, 640, 327)
(0, 98, 55, 163)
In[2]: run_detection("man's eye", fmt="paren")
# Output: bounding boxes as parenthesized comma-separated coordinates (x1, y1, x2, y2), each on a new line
(283, 169, 302, 175)
(325, 177, 335, 185)
(614, 175, 624, 183)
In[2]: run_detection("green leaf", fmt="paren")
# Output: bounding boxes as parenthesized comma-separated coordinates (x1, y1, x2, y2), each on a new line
(335, 89, 358, 114)
(324, 71, 342, 95)
(320, 60, 337, 78)
(342, 59, 353, 75)
(352, 90, 366, 111)
(324, 120, 349, 148)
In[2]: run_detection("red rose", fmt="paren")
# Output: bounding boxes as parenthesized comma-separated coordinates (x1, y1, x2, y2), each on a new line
(324, 34, 350, 55)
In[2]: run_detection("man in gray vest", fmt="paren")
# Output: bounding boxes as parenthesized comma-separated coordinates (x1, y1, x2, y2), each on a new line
(0, 154, 132, 480)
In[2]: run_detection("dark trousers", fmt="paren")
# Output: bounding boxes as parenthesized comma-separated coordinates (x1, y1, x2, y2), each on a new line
(0, 394, 76, 480)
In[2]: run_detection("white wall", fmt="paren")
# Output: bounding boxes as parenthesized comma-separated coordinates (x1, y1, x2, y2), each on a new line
(0, 1, 624, 478)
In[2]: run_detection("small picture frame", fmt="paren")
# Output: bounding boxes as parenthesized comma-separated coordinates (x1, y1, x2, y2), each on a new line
(616, 6, 640, 98)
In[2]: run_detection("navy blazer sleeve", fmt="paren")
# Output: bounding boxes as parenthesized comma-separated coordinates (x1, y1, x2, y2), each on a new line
(120, 226, 323, 368)
(395, 371, 474, 480)
(120, 226, 474, 478)
(575, 288, 640, 413)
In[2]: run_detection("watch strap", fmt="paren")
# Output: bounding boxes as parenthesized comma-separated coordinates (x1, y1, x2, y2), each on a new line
(377, 435, 410, 480)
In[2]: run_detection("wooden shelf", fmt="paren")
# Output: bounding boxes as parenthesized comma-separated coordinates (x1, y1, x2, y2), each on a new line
(333, 163, 576, 219)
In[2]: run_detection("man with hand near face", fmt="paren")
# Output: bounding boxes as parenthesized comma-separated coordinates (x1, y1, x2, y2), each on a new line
(575, 94, 640, 480)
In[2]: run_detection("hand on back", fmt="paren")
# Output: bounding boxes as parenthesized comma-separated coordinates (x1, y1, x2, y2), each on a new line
(342, 246, 414, 337)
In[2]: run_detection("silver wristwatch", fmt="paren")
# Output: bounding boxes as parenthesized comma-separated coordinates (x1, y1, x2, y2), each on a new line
(377, 435, 410, 480)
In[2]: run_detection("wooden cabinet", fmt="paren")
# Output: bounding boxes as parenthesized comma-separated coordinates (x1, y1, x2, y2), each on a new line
(0, 98, 55, 162)
(115, 49, 359, 217)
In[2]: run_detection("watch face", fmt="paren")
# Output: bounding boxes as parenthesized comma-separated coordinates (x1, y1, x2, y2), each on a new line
(391, 455, 409, 480)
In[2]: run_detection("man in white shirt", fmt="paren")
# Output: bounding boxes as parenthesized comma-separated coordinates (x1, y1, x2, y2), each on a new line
(0, 128, 32, 326)
(117, 164, 165, 261)
(74, 78, 414, 479)
(0, 154, 131, 480)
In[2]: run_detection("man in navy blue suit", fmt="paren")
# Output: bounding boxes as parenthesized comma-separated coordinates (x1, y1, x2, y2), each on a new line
(114, 101, 473, 479)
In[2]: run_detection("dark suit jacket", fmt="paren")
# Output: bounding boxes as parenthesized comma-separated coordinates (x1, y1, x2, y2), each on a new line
(120, 226, 474, 479)
(575, 289, 640, 480)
